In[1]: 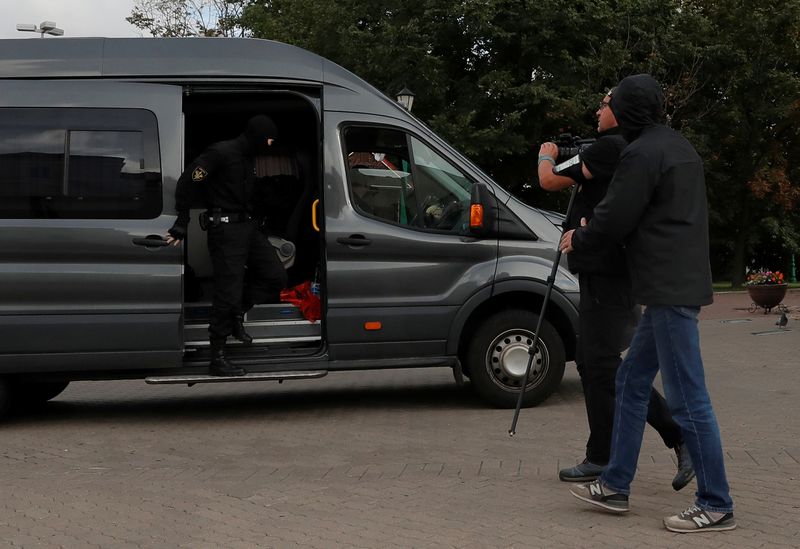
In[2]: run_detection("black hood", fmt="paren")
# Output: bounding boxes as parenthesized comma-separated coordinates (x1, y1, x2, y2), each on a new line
(609, 74, 664, 140)
(243, 115, 279, 152)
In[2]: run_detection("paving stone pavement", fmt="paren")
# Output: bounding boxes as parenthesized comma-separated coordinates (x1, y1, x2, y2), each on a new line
(1, 291, 798, 548)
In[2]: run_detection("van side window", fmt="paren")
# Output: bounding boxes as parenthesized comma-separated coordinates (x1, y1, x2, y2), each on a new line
(0, 108, 161, 219)
(408, 136, 473, 232)
(344, 127, 419, 226)
(343, 126, 473, 232)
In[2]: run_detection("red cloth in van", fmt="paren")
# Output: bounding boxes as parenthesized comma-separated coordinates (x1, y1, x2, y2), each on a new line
(280, 281, 321, 322)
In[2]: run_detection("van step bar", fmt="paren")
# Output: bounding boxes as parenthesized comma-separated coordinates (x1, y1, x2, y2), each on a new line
(144, 370, 327, 385)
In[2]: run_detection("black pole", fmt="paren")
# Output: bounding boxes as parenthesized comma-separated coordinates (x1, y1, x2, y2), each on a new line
(509, 182, 580, 436)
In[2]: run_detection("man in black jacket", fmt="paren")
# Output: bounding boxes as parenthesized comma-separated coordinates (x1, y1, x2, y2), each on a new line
(561, 74, 735, 533)
(167, 115, 287, 377)
(538, 89, 693, 490)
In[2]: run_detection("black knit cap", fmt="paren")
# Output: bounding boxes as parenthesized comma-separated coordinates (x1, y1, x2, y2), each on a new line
(244, 115, 279, 148)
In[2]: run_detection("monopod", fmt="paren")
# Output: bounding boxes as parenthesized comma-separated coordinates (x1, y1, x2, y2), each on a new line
(508, 181, 580, 436)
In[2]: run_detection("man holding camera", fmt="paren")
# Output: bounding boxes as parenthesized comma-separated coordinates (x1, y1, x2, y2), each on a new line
(560, 74, 735, 532)
(538, 88, 693, 491)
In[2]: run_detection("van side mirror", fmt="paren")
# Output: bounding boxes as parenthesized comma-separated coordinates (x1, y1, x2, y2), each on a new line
(468, 183, 498, 237)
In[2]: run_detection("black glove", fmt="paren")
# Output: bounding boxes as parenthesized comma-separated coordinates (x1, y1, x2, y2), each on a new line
(168, 222, 187, 240)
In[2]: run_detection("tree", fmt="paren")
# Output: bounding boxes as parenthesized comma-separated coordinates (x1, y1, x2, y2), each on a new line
(672, 0, 800, 285)
(127, 0, 250, 37)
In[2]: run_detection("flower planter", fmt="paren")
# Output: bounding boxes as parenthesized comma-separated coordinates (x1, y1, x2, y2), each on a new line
(747, 283, 788, 312)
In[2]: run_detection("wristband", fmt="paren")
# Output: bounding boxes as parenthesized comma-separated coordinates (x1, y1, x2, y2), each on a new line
(538, 155, 556, 166)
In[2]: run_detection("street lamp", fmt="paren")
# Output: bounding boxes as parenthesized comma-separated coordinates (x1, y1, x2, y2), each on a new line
(396, 87, 416, 111)
(16, 21, 64, 38)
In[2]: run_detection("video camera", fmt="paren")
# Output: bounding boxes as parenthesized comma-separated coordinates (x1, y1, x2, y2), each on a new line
(554, 133, 596, 159)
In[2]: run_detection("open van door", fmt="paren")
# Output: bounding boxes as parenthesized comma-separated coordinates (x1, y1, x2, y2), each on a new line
(0, 81, 184, 372)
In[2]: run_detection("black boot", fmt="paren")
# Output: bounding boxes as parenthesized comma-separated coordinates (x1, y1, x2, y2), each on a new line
(231, 314, 253, 345)
(209, 340, 246, 377)
(672, 443, 696, 491)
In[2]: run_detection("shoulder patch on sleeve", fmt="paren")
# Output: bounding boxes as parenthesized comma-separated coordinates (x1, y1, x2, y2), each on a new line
(192, 166, 208, 182)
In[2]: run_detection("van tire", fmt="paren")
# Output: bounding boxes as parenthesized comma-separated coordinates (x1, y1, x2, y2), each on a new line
(13, 381, 70, 406)
(466, 309, 565, 408)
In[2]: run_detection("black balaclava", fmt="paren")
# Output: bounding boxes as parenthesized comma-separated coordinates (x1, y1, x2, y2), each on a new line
(243, 115, 279, 153)
(609, 74, 664, 141)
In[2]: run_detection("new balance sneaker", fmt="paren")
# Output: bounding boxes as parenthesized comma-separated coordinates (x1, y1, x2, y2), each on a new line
(570, 480, 629, 513)
(671, 444, 696, 491)
(559, 459, 606, 482)
(663, 504, 737, 533)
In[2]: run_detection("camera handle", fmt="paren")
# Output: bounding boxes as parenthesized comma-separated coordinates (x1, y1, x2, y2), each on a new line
(509, 181, 580, 436)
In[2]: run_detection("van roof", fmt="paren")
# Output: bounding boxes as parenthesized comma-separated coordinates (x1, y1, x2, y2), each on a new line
(0, 37, 407, 116)
(0, 37, 329, 82)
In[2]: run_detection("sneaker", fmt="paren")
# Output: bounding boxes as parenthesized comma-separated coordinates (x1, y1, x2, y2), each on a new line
(570, 480, 629, 513)
(559, 459, 606, 482)
(672, 444, 696, 491)
(663, 504, 737, 533)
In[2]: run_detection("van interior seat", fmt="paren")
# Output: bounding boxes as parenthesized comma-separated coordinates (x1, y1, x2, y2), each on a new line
(255, 145, 311, 245)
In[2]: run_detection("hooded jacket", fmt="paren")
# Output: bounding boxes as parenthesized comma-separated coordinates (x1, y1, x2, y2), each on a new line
(572, 74, 713, 306)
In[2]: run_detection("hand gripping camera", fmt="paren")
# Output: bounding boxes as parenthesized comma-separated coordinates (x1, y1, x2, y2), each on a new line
(554, 133, 596, 159)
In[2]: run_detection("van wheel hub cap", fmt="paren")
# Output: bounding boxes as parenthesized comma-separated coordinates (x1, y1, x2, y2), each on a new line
(486, 328, 550, 391)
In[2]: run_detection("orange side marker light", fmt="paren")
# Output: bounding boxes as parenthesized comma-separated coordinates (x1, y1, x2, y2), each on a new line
(470, 204, 484, 228)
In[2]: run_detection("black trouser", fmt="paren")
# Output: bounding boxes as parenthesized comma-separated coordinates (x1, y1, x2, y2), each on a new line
(206, 220, 287, 342)
(576, 272, 683, 465)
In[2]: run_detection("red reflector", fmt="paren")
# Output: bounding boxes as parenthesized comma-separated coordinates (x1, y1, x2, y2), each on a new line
(364, 321, 382, 331)
(470, 204, 484, 228)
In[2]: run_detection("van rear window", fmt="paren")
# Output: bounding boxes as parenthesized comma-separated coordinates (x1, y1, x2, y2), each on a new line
(0, 108, 161, 219)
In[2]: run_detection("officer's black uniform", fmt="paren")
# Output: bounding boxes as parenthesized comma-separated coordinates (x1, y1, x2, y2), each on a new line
(558, 129, 683, 467)
(170, 115, 287, 376)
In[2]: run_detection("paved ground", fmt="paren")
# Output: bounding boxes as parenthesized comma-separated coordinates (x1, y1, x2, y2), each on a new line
(1, 291, 799, 548)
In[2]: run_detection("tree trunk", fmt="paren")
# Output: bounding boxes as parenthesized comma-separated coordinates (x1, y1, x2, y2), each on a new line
(730, 191, 751, 288)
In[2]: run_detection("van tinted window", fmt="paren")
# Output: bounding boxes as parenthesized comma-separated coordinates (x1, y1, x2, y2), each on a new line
(0, 108, 161, 219)
(344, 126, 473, 232)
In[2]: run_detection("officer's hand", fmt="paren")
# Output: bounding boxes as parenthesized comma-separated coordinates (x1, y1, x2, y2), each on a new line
(167, 223, 187, 246)
(559, 229, 575, 254)
(166, 234, 182, 246)
(539, 142, 559, 161)
(559, 219, 587, 254)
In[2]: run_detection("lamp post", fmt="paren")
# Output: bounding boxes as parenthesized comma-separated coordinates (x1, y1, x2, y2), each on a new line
(16, 21, 64, 38)
(396, 87, 416, 111)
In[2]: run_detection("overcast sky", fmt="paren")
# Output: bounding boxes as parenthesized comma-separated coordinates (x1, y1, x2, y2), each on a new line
(1, 0, 146, 39)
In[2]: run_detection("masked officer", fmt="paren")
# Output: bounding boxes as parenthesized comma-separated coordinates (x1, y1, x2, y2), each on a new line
(167, 115, 288, 376)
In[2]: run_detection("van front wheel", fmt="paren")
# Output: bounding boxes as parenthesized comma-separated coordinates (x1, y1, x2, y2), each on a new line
(466, 309, 565, 408)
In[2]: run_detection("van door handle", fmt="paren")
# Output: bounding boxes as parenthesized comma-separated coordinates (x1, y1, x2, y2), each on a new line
(336, 235, 372, 247)
(132, 236, 170, 248)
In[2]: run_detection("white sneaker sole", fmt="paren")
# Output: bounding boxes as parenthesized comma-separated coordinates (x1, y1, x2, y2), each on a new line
(663, 521, 737, 533)
(570, 488, 629, 513)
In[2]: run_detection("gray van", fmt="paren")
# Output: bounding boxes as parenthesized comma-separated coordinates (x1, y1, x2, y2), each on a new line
(0, 38, 579, 418)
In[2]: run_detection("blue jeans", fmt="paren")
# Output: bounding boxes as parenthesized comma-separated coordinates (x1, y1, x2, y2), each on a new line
(599, 305, 733, 513)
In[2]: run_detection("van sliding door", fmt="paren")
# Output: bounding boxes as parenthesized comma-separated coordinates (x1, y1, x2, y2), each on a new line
(0, 81, 183, 372)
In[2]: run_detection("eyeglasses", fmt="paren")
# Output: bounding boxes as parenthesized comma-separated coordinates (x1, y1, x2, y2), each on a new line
(598, 101, 611, 111)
